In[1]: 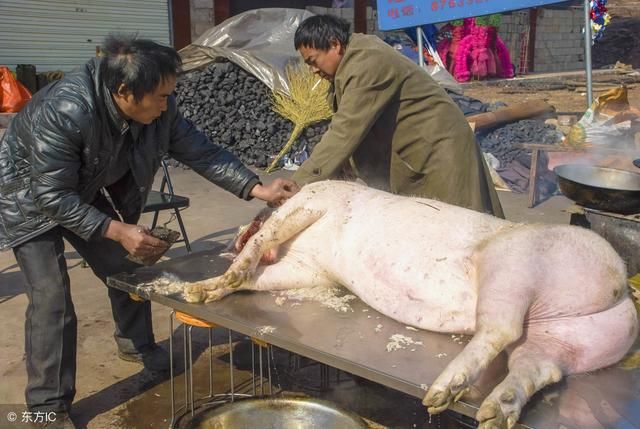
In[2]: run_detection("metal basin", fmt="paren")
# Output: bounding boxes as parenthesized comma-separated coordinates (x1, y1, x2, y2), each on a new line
(191, 397, 367, 429)
(554, 164, 640, 214)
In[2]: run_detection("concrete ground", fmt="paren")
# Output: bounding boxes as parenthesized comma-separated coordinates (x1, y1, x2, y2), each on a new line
(0, 167, 574, 429)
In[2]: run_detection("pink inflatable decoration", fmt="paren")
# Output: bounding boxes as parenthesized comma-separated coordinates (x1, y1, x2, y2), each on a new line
(438, 17, 514, 82)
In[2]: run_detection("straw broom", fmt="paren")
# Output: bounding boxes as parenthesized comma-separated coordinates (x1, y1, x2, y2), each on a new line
(266, 61, 333, 173)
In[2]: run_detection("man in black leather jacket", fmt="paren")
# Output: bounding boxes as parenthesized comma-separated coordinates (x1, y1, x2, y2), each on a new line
(0, 35, 298, 423)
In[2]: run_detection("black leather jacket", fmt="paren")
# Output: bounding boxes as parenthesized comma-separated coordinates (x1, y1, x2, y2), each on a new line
(0, 58, 259, 250)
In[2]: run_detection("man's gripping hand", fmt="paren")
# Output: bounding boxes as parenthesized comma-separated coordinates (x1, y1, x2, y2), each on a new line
(104, 221, 170, 261)
(249, 178, 300, 207)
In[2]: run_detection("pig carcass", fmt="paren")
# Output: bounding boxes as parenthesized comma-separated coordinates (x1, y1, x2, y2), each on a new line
(184, 180, 638, 429)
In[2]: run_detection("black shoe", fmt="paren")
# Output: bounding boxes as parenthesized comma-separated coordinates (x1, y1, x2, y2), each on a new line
(117, 343, 170, 372)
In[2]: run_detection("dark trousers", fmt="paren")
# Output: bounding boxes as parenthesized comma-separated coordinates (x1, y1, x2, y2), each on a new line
(12, 196, 152, 413)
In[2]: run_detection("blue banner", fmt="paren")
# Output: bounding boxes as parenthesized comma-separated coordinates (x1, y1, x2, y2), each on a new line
(377, 0, 569, 30)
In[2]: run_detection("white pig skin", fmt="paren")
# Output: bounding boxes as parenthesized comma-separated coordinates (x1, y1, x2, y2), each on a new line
(184, 181, 639, 429)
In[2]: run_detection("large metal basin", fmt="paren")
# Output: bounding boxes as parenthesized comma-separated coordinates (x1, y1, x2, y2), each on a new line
(554, 164, 640, 214)
(191, 397, 367, 429)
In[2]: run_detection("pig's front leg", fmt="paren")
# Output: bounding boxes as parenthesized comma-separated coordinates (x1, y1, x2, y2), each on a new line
(185, 254, 336, 303)
(185, 204, 326, 303)
(224, 206, 325, 288)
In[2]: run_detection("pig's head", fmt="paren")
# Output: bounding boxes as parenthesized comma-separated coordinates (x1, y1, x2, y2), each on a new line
(225, 207, 279, 264)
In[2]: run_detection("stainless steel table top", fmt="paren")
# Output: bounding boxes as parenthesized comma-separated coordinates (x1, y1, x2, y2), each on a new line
(107, 249, 640, 429)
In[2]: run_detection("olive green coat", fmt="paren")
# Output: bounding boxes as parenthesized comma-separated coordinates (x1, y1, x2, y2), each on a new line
(293, 34, 503, 217)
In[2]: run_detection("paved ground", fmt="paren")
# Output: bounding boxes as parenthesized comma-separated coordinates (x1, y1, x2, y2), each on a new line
(0, 167, 574, 429)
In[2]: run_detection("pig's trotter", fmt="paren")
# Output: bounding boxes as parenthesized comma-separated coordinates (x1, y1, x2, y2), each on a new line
(476, 401, 510, 429)
(476, 398, 516, 429)
(183, 276, 230, 303)
(203, 287, 233, 302)
(184, 283, 205, 303)
(477, 354, 563, 429)
(423, 388, 452, 414)
(222, 258, 253, 289)
(424, 323, 524, 416)
(423, 373, 470, 413)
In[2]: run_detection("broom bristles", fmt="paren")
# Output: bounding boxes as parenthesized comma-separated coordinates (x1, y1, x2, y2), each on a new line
(266, 61, 333, 173)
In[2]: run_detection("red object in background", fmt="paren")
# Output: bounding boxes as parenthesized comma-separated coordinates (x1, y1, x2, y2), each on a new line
(0, 67, 32, 113)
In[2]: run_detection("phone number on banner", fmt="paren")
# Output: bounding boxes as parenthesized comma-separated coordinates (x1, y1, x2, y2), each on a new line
(386, 0, 491, 19)
(431, 0, 490, 12)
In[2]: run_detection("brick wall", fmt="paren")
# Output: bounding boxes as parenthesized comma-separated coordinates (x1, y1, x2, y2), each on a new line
(533, 8, 585, 72)
(498, 8, 584, 73)
(306, 6, 380, 36)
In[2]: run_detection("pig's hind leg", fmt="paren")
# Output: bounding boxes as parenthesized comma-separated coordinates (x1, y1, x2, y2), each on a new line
(424, 234, 535, 417)
(476, 296, 638, 429)
(423, 286, 531, 417)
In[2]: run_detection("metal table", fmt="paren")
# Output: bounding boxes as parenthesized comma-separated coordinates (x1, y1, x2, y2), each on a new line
(107, 249, 640, 429)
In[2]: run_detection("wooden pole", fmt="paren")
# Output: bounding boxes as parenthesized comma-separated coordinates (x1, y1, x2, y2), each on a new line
(466, 100, 555, 131)
(527, 8, 538, 73)
(214, 0, 230, 25)
(354, 0, 366, 33)
(171, 0, 192, 50)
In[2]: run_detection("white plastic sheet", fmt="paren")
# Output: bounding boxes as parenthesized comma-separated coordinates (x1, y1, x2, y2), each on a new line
(179, 8, 314, 95)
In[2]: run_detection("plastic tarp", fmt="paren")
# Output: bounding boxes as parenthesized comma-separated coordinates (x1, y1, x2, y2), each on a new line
(179, 8, 314, 95)
(179, 7, 462, 95)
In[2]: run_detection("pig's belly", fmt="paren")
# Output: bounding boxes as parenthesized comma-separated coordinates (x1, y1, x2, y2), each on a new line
(338, 252, 478, 334)
(298, 195, 507, 334)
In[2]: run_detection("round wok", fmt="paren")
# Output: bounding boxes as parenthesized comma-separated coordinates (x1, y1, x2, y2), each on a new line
(554, 164, 640, 214)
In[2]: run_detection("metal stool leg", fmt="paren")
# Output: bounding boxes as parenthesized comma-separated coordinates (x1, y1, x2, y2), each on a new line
(250, 339, 273, 396)
(169, 312, 251, 427)
(188, 325, 195, 417)
(251, 342, 256, 396)
(208, 328, 213, 398)
(322, 364, 330, 390)
(267, 345, 272, 395)
(228, 330, 235, 402)
(169, 311, 176, 428)
(259, 346, 264, 395)
(183, 324, 189, 409)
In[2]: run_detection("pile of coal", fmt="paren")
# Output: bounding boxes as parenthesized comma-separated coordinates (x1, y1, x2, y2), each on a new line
(175, 60, 329, 168)
(174, 59, 562, 176)
(477, 119, 561, 167)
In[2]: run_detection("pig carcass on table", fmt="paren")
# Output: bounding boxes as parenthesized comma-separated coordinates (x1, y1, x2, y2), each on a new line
(185, 180, 639, 429)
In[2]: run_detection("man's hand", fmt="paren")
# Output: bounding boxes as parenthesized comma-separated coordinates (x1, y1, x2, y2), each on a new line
(104, 220, 170, 260)
(249, 178, 299, 207)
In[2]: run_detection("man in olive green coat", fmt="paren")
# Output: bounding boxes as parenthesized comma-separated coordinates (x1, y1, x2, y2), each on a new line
(292, 15, 503, 217)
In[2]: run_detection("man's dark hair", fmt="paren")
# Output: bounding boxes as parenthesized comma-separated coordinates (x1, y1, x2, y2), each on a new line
(100, 34, 182, 102)
(294, 15, 351, 50)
